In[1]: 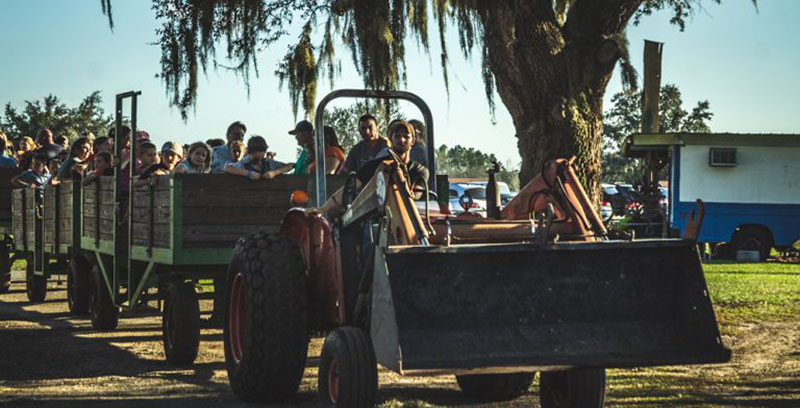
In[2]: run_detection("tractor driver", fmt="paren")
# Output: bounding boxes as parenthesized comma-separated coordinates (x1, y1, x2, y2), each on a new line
(322, 120, 428, 217)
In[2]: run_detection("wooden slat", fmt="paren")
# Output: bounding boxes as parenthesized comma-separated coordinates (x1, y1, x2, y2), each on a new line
(131, 222, 171, 248)
(132, 189, 170, 207)
(182, 226, 281, 249)
(182, 224, 273, 245)
(181, 192, 293, 208)
(181, 206, 290, 225)
(177, 174, 308, 192)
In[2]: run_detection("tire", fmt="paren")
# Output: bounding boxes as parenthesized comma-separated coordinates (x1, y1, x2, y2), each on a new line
(224, 232, 309, 402)
(67, 256, 92, 315)
(456, 372, 535, 402)
(0, 244, 10, 294)
(25, 256, 47, 303)
(539, 368, 606, 408)
(733, 227, 772, 261)
(89, 263, 118, 331)
(162, 279, 200, 366)
(318, 327, 378, 408)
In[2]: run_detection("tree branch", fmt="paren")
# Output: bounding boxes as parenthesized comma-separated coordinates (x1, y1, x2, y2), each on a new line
(562, 0, 644, 41)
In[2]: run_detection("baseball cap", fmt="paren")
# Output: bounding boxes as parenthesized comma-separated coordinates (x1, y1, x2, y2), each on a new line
(288, 120, 313, 135)
(161, 141, 184, 157)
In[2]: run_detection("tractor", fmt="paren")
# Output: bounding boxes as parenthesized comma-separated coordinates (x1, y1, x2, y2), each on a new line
(223, 89, 729, 407)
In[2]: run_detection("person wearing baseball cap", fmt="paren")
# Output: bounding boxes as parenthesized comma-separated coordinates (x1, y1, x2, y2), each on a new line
(254, 119, 316, 180)
(133, 141, 184, 187)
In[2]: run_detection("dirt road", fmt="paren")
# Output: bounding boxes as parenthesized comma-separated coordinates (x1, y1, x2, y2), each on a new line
(1, 269, 798, 407)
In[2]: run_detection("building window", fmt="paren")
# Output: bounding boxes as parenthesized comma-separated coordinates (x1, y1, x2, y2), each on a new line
(709, 148, 737, 167)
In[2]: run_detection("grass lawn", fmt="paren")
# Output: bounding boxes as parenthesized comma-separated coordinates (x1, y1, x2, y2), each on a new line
(703, 261, 800, 323)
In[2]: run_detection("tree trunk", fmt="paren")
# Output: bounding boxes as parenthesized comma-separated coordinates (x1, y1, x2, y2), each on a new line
(512, 96, 604, 201)
(477, 0, 642, 202)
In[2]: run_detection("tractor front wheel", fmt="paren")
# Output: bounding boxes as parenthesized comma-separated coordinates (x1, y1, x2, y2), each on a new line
(67, 256, 91, 315)
(162, 279, 200, 366)
(25, 257, 46, 303)
(455, 372, 535, 401)
(539, 368, 606, 408)
(318, 327, 378, 408)
(89, 263, 118, 331)
(223, 232, 309, 402)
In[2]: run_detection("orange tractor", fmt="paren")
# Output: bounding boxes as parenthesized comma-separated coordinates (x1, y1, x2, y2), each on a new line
(223, 90, 729, 407)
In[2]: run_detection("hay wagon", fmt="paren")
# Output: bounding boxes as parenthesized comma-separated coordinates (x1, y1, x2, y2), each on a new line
(78, 172, 342, 365)
(0, 168, 22, 293)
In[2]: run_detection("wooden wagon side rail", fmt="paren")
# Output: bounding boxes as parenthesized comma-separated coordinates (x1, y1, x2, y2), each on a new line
(80, 176, 116, 254)
(129, 174, 346, 265)
(0, 168, 22, 236)
(42, 181, 78, 255)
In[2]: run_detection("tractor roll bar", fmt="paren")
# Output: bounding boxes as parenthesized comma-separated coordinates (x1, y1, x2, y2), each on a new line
(313, 89, 435, 207)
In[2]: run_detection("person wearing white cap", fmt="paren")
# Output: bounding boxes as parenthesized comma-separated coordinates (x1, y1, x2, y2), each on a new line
(132, 141, 184, 187)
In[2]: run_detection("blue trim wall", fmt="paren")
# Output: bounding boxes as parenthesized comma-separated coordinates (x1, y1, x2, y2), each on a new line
(672, 201, 800, 246)
(670, 146, 800, 247)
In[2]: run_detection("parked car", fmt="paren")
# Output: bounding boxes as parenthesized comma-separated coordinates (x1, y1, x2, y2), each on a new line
(464, 181, 518, 207)
(599, 201, 613, 221)
(448, 183, 486, 214)
(415, 191, 455, 214)
(602, 184, 624, 216)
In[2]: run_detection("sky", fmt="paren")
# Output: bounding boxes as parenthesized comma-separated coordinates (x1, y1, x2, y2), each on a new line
(1, 1, 798, 165)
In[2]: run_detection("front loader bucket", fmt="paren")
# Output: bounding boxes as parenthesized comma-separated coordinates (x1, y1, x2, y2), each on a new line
(371, 239, 730, 375)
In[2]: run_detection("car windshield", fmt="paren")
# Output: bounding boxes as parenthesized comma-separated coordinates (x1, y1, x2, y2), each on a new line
(603, 186, 618, 195)
(464, 187, 486, 199)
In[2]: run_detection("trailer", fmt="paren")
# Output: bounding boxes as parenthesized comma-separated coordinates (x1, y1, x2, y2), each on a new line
(626, 133, 800, 259)
(42, 90, 345, 366)
(0, 168, 23, 293)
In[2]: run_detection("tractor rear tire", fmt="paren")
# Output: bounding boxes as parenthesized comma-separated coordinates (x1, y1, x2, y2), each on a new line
(25, 257, 46, 303)
(67, 256, 91, 315)
(0, 244, 11, 294)
(733, 227, 772, 261)
(224, 232, 309, 402)
(89, 263, 118, 331)
(318, 327, 378, 408)
(455, 372, 535, 402)
(539, 368, 606, 408)
(162, 279, 200, 366)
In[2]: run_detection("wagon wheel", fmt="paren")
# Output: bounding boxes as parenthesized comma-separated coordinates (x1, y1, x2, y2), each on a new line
(67, 255, 91, 315)
(539, 368, 606, 408)
(318, 327, 378, 408)
(223, 232, 309, 402)
(0, 242, 11, 294)
(162, 279, 200, 366)
(25, 255, 46, 303)
(89, 263, 118, 331)
(455, 372, 535, 402)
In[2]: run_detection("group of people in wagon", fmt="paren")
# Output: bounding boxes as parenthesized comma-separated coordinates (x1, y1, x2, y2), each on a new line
(0, 114, 430, 198)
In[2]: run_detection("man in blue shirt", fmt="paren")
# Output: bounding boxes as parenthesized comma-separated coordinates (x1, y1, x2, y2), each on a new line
(0, 139, 17, 168)
(211, 121, 247, 173)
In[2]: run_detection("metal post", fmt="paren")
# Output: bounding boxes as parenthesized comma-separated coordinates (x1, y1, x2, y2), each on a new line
(112, 90, 141, 306)
(113, 95, 123, 304)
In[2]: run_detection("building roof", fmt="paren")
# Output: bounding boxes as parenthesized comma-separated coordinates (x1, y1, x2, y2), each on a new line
(624, 133, 800, 157)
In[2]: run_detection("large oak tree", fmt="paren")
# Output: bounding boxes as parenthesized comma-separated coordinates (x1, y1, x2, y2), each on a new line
(102, 0, 750, 198)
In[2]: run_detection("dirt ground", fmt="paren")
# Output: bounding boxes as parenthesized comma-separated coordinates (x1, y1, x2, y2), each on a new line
(1, 269, 798, 407)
